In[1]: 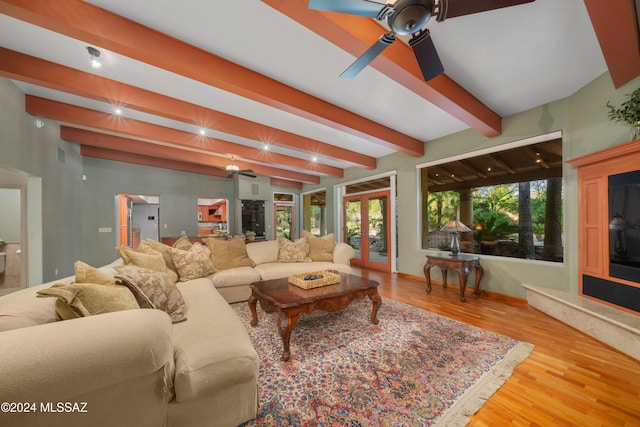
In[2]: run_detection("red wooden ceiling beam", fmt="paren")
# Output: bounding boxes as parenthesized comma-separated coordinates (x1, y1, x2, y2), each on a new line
(262, 0, 502, 137)
(583, 0, 640, 88)
(0, 0, 424, 156)
(270, 177, 303, 190)
(0, 47, 374, 170)
(62, 127, 308, 185)
(26, 96, 322, 183)
(81, 145, 233, 178)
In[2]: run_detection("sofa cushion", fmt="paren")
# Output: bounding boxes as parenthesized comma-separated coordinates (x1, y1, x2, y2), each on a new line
(172, 279, 259, 403)
(302, 230, 335, 262)
(170, 243, 215, 281)
(209, 266, 261, 289)
(118, 246, 178, 283)
(115, 265, 186, 323)
(245, 239, 279, 265)
(74, 260, 117, 285)
(36, 282, 139, 320)
(173, 235, 193, 250)
(142, 238, 180, 277)
(277, 237, 311, 263)
(0, 284, 60, 332)
(254, 261, 336, 281)
(204, 238, 254, 271)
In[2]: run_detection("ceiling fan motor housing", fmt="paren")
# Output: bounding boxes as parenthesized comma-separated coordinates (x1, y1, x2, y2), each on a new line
(388, 0, 434, 35)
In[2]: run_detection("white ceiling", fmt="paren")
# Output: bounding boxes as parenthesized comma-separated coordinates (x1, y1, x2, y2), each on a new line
(0, 0, 609, 181)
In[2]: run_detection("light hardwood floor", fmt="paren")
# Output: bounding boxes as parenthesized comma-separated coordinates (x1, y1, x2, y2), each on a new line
(350, 266, 640, 426)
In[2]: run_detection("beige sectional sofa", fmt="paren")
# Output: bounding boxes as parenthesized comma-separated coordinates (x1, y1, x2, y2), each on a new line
(0, 237, 354, 427)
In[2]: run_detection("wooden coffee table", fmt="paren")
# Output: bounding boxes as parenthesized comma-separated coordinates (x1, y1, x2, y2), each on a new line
(248, 272, 381, 361)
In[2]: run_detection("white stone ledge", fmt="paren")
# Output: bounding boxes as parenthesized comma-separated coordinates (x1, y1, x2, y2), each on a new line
(523, 284, 640, 361)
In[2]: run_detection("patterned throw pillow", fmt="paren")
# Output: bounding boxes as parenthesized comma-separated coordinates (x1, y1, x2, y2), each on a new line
(170, 242, 215, 281)
(301, 230, 335, 262)
(114, 265, 187, 323)
(277, 237, 311, 263)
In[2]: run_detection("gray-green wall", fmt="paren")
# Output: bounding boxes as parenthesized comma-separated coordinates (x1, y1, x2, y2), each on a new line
(1, 72, 639, 297)
(0, 78, 82, 283)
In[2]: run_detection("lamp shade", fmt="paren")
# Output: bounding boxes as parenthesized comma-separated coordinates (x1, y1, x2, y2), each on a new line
(440, 219, 471, 233)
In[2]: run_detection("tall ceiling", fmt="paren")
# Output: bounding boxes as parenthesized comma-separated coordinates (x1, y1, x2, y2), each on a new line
(1, 0, 638, 189)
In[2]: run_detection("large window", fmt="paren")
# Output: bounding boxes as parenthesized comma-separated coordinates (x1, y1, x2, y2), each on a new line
(420, 136, 564, 262)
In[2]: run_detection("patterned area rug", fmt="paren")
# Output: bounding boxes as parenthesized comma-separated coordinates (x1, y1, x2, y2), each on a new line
(233, 298, 533, 426)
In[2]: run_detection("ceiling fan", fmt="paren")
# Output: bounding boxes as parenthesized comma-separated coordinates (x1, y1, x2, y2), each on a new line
(221, 157, 256, 178)
(308, 0, 535, 81)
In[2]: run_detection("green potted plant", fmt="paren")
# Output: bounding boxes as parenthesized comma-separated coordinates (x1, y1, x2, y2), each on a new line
(245, 230, 256, 241)
(607, 87, 640, 140)
(0, 238, 5, 250)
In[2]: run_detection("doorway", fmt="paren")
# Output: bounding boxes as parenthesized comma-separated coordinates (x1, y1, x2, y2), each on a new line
(116, 194, 159, 248)
(274, 193, 294, 240)
(0, 188, 23, 294)
(343, 190, 391, 271)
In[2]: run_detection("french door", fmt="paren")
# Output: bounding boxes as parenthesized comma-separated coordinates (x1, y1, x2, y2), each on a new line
(343, 190, 391, 271)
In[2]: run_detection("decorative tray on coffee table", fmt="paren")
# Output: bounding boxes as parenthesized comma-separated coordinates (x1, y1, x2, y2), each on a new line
(288, 270, 341, 290)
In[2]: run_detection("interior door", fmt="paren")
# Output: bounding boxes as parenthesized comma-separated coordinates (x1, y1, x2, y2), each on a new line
(343, 190, 391, 271)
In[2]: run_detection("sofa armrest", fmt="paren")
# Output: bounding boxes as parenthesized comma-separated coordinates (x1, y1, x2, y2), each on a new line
(333, 242, 355, 265)
(0, 309, 175, 404)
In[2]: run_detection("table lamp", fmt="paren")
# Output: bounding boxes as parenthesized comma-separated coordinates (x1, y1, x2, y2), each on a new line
(441, 219, 471, 256)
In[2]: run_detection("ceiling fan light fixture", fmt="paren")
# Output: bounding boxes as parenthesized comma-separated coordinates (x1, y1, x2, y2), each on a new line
(87, 46, 102, 69)
(225, 163, 240, 172)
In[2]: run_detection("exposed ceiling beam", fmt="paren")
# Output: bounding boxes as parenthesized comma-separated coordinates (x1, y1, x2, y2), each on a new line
(61, 127, 309, 185)
(0, 47, 375, 170)
(429, 167, 562, 192)
(270, 178, 303, 190)
(262, 0, 502, 137)
(457, 160, 488, 179)
(81, 145, 233, 178)
(487, 154, 516, 174)
(26, 96, 322, 183)
(525, 146, 549, 169)
(583, 0, 640, 88)
(0, 0, 424, 156)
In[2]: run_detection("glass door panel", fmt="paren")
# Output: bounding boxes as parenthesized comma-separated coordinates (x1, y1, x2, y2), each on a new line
(367, 195, 389, 266)
(344, 199, 362, 263)
(343, 191, 390, 270)
(274, 203, 294, 240)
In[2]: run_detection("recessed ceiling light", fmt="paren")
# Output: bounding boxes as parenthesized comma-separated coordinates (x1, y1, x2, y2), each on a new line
(312, 156, 318, 162)
(87, 46, 102, 69)
(199, 128, 206, 135)
(114, 108, 123, 116)
(263, 144, 269, 151)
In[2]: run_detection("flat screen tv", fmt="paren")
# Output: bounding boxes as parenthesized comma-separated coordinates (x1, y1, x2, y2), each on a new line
(609, 170, 640, 283)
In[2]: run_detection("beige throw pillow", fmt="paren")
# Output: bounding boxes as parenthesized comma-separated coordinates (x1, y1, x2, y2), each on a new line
(204, 238, 255, 271)
(172, 235, 193, 251)
(301, 230, 335, 262)
(37, 283, 139, 320)
(117, 246, 179, 282)
(170, 243, 215, 281)
(74, 260, 117, 286)
(277, 237, 311, 263)
(115, 265, 186, 323)
(137, 242, 179, 283)
(141, 238, 179, 276)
